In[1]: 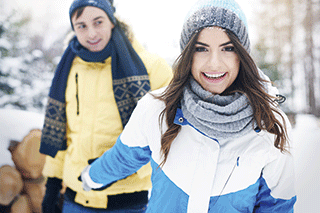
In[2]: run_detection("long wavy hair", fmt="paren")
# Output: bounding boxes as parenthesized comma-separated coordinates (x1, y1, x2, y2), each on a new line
(155, 28, 288, 167)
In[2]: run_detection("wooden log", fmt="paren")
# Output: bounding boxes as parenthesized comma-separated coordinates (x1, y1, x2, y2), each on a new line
(9, 129, 46, 180)
(0, 165, 23, 206)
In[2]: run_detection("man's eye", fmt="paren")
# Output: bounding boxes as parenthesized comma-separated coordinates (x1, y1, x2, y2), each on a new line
(95, 21, 102, 26)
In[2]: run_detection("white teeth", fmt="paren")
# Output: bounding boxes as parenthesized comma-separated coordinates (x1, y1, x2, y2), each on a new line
(204, 73, 226, 78)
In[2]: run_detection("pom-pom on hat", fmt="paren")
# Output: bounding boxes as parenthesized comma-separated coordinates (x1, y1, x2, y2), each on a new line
(69, 0, 116, 29)
(180, 0, 250, 52)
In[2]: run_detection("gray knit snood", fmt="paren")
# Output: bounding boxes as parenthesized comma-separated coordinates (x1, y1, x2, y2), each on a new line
(181, 78, 256, 140)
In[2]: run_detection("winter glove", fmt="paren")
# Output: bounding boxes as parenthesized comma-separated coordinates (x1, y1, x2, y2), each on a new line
(78, 158, 117, 191)
(80, 165, 104, 191)
(42, 177, 62, 213)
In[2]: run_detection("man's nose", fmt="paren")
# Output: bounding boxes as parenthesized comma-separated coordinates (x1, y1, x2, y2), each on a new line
(88, 27, 97, 39)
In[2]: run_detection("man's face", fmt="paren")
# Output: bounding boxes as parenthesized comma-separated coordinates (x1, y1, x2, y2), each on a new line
(72, 6, 114, 52)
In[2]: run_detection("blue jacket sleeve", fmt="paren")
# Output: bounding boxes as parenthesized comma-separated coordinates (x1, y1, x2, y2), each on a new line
(253, 177, 296, 213)
(253, 150, 296, 212)
(88, 136, 152, 186)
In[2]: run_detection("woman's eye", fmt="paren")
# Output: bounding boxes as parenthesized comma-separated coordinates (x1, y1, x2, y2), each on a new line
(195, 47, 207, 52)
(223, 46, 235, 52)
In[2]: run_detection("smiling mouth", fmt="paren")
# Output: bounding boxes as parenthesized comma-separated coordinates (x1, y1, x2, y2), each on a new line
(203, 72, 226, 79)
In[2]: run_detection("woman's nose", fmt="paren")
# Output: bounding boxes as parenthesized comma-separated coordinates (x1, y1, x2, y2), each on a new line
(208, 50, 222, 69)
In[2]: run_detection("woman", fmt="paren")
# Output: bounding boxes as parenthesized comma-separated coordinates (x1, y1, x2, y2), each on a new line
(40, 0, 173, 212)
(80, 0, 296, 212)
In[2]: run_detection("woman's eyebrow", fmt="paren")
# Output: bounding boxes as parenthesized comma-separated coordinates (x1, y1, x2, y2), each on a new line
(195, 41, 233, 47)
(220, 41, 232, 47)
(195, 41, 209, 47)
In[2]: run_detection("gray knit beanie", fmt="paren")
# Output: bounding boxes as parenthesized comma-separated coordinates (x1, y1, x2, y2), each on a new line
(180, 0, 250, 52)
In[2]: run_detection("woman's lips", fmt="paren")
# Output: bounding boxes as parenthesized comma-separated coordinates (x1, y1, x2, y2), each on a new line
(202, 72, 227, 82)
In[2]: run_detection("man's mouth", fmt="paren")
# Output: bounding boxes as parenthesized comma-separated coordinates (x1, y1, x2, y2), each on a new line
(88, 39, 101, 45)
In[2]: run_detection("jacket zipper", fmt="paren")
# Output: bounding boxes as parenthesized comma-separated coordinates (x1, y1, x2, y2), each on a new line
(219, 156, 240, 195)
(210, 156, 240, 207)
(75, 73, 79, 115)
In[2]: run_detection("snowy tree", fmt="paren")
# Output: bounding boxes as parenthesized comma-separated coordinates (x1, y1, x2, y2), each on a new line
(253, 0, 320, 116)
(0, 7, 63, 113)
(303, 0, 320, 116)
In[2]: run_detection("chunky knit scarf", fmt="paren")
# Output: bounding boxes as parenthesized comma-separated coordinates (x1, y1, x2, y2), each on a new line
(40, 26, 150, 157)
(181, 78, 256, 140)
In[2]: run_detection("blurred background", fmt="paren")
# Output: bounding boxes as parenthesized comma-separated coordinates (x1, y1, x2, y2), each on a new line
(0, 0, 319, 212)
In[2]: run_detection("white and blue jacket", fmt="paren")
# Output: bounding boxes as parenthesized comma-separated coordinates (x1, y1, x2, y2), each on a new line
(86, 89, 296, 213)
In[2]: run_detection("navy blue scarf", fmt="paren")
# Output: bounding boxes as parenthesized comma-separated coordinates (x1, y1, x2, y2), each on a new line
(40, 26, 150, 157)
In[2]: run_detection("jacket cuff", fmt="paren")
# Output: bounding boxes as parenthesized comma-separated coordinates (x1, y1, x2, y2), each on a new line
(82, 165, 104, 189)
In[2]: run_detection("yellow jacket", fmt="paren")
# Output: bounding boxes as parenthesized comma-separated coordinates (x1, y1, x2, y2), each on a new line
(42, 39, 172, 208)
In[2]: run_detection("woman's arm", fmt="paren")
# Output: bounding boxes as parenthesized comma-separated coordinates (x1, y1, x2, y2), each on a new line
(80, 93, 157, 190)
(81, 137, 152, 190)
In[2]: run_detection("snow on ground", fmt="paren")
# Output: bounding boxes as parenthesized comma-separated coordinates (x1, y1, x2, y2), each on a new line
(0, 109, 44, 167)
(292, 114, 320, 213)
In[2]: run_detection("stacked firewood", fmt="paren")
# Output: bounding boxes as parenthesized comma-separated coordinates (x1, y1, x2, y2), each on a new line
(0, 129, 46, 213)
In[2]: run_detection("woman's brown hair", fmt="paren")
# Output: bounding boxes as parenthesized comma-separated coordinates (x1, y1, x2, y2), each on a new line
(156, 28, 288, 167)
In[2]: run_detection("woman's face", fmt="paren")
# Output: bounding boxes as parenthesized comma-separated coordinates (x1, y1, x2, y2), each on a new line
(72, 6, 114, 52)
(191, 27, 240, 95)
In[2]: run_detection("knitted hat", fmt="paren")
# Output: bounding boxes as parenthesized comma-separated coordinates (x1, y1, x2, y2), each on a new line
(180, 0, 250, 52)
(69, 0, 116, 28)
